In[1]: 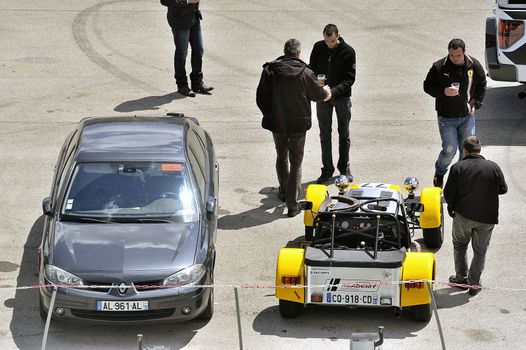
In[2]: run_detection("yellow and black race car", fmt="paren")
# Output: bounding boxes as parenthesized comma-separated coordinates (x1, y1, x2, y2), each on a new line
(275, 176, 443, 322)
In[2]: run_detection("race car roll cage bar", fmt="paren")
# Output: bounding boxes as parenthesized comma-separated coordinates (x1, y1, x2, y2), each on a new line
(311, 196, 412, 260)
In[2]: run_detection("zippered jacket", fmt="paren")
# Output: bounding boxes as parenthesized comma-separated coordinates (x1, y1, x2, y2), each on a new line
(309, 37, 356, 99)
(161, 0, 201, 30)
(424, 55, 486, 117)
(256, 56, 327, 134)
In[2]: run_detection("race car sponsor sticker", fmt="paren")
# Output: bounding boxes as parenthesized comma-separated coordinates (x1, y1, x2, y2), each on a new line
(310, 268, 330, 275)
(162, 163, 182, 172)
(325, 278, 381, 292)
(65, 199, 74, 210)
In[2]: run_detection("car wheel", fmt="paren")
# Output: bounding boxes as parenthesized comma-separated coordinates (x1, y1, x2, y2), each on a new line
(411, 303, 432, 322)
(39, 295, 49, 321)
(423, 206, 444, 249)
(279, 299, 302, 318)
(305, 226, 313, 241)
(198, 287, 214, 319)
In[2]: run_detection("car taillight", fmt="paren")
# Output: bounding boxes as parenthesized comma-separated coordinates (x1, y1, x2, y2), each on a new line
(498, 19, 524, 49)
(281, 276, 301, 285)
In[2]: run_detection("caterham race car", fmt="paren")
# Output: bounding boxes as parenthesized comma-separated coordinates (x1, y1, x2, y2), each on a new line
(275, 176, 443, 322)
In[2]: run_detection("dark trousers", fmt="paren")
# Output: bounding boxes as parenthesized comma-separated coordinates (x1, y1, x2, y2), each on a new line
(316, 96, 352, 176)
(169, 19, 203, 88)
(272, 132, 306, 210)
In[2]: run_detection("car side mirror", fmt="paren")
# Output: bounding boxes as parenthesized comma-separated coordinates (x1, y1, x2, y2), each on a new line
(206, 196, 217, 214)
(42, 197, 53, 216)
(298, 201, 313, 211)
(409, 202, 424, 212)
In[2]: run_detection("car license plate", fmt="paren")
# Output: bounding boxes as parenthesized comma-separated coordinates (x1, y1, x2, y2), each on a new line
(96, 300, 149, 311)
(324, 292, 378, 305)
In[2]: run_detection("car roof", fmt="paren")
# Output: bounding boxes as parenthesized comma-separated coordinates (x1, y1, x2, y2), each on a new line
(75, 116, 188, 162)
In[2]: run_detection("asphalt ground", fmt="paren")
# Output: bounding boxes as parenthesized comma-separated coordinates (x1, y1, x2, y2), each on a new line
(1, 0, 525, 349)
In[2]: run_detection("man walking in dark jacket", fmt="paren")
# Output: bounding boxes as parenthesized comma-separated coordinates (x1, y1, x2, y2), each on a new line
(444, 136, 507, 295)
(256, 39, 330, 217)
(424, 38, 486, 188)
(310, 24, 356, 184)
(161, 0, 213, 97)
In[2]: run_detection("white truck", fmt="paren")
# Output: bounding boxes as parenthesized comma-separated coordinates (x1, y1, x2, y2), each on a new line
(485, 0, 526, 97)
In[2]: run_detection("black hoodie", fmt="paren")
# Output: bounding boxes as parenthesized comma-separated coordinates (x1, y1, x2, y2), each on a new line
(256, 56, 327, 134)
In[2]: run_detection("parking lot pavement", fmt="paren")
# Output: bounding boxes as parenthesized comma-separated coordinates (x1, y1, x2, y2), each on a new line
(1, 0, 525, 349)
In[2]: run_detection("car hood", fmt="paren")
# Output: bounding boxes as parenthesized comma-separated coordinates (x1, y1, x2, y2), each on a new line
(51, 221, 199, 280)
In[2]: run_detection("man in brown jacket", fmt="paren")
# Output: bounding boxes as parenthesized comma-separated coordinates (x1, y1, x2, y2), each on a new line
(256, 39, 330, 217)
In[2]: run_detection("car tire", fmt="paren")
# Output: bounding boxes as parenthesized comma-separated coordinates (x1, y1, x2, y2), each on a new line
(423, 206, 444, 249)
(305, 226, 313, 241)
(279, 299, 302, 318)
(39, 295, 49, 321)
(198, 287, 214, 319)
(411, 303, 432, 322)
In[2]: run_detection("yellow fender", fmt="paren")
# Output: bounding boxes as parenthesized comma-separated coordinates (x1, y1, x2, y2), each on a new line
(303, 184, 328, 228)
(420, 187, 442, 228)
(400, 252, 435, 307)
(275, 248, 305, 304)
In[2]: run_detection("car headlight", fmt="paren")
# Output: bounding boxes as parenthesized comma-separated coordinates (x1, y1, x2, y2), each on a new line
(163, 264, 206, 286)
(44, 265, 84, 286)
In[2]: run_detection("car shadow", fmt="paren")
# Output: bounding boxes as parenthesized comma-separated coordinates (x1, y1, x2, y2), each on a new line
(476, 84, 526, 146)
(252, 305, 427, 342)
(113, 92, 184, 113)
(7, 215, 204, 349)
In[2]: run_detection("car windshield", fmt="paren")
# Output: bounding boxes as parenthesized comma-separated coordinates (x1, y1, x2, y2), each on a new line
(61, 162, 198, 223)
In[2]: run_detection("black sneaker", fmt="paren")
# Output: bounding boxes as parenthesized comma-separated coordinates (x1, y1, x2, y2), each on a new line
(316, 173, 332, 184)
(468, 285, 482, 296)
(433, 173, 444, 188)
(287, 207, 300, 217)
(448, 275, 468, 290)
(178, 86, 196, 97)
(191, 83, 214, 94)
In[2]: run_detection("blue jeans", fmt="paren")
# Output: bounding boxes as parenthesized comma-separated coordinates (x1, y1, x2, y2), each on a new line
(435, 115, 475, 176)
(170, 19, 203, 88)
(316, 97, 352, 176)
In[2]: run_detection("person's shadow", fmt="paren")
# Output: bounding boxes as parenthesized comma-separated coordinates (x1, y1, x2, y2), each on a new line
(114, 92, 185, 113)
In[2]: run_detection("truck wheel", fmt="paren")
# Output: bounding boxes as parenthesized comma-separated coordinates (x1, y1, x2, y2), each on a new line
(411, 303, 432, 322)
(279, 300, 302, 318)
(423, 206, 444, 249)
(305, 226, 313, 241)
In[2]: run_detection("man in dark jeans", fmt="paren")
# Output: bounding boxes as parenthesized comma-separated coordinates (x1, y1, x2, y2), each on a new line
(444, 136, 507, 295)
(161, 0, 213, 97)
(310, 24, 356, 184)
(256, 39, 330, 217)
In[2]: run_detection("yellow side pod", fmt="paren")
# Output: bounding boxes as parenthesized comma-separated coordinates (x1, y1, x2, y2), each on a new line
(303, 184, 328, 228)
(400, 252, 435, 307)
(420, 187, 442, 228)
(275, 248, 305, 304)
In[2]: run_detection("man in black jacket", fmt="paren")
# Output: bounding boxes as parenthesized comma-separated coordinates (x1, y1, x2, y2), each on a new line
(256, 39, 330, 217)
(161, 0, 213, 97)
(309, 24, 356, 184)
(444, 136, 507, 295)
(424, 38, 486, 188)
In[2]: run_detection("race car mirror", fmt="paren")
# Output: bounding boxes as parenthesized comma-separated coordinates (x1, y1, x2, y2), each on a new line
(298, 200, 313, 211)
(42, 197, 53, 216)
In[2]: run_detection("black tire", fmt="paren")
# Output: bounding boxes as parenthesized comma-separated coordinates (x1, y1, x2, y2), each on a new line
(305, 226, 313, 241)
(423, 205, 444, 249)
(39, 295, 49, 321)
(411, 303, 432, 322)
(279, 299, 302, 318)
(198, 287, 214, 319)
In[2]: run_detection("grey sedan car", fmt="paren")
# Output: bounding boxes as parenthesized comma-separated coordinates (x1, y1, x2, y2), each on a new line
(38, 114, 219, 323)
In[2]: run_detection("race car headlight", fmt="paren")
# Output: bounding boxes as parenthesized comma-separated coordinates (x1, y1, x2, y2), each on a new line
(44, 265, 84, 286)
(163, 264, 206, 286)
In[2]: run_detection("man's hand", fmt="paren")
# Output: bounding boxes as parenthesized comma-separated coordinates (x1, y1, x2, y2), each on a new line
(444, 86, 459, 97)
(323, 85, 332, 102)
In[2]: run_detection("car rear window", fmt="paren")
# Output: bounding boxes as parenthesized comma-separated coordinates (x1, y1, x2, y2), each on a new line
(61, 162, 198, 222)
